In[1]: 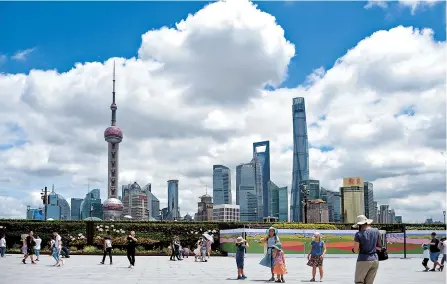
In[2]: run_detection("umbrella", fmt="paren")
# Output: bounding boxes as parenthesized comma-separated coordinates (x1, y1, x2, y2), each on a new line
(203, 233, 214, 243)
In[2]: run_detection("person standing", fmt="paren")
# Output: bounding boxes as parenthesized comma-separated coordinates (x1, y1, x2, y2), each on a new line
(235, 236, 249, 280)
(259, 227, 281, 282)
(351, 215, 381, 284)
(307, 232, 327, 282)
(22, 231, 36, 264)
(100, 231, 113, 265)
(127, 231, 137, 268)
(422, 244, 430, 271)
(425, 232, 441, 271)
(0, 234, 6, 257)
(33, 235, 42, 261)
(272, 243, 287, 283)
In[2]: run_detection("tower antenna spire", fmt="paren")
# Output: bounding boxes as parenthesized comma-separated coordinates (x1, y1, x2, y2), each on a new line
(111, 61, 117, 126)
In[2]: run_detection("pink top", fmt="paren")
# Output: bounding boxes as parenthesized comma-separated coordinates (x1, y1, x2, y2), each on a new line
(274, 250, 284, 265)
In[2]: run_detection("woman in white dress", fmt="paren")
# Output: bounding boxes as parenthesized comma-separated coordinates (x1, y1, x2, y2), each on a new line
(259, 227, 280, 282)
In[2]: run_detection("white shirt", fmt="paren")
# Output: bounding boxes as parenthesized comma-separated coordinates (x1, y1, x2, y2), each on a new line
(442, 241, 446, 254)
(105, 239, 112, 248)
(0, 237, 5, 247)
(34, 238, 42, 250)
(54, 235, 62, 249)
(423, 249, 430, 258)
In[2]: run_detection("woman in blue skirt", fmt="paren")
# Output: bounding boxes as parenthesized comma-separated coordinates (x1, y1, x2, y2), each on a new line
(259, 227, 281, 281)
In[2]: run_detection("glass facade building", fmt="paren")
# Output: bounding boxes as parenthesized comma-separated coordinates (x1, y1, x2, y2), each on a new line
(290, 97, 310, 222)
(80, 189, 103, 220)
(363, 182, 375, 220)
(213, 165, 232, 205)
(340, 186, 364, 223)
(236, 160, 262, 221)
(253, 141, 270, 217)
(268, 181, 288, 222)
(167, 180, 180, 220)
(321, 187, 342, 223)
(70, 198, 83, 220)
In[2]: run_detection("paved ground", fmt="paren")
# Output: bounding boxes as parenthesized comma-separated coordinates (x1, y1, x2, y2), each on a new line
(0, 254, 445, 284)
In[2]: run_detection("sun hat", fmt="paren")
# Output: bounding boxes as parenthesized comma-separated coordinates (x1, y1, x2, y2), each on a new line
(235, 236, 246, 244)
(273, 242, 283, 251)
(266, 226, 278, 235)
(352, 215, 373, 228)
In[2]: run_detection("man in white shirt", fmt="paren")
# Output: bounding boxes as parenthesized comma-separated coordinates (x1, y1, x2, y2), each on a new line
(439, 237, 446, 272)
(0, 234, 6, 257)
(34, 235, 42, 261)
(53, 231, 64, 266)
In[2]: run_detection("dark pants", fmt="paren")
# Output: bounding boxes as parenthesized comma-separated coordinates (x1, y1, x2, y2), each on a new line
(61, 247, 70, 258)
(441, 254, 446, 265)
(102, 248, 112, 264)
(0, 247, 5, 257)
(422, 258, 429, 267)
(127, 249, 135, 266)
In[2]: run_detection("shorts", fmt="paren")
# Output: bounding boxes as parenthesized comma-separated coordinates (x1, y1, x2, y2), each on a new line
(236, 256, 244, 269)
(430, 252, 440, 262)
(26, 248, 34, 255)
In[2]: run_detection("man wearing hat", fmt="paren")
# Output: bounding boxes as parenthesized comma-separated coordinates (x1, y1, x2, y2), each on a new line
(351, 215, 382, 284)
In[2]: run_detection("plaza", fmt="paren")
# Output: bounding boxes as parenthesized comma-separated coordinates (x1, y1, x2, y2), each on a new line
(0, 254, 445, 284)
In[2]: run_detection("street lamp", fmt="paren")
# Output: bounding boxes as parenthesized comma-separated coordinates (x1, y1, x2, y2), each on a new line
(443, 211, 446, 224)
(319, 208, 323, 223)
(301, 184, 309, 223)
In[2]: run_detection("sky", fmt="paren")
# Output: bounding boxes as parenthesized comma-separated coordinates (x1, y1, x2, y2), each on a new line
(0, 0, 445, 222)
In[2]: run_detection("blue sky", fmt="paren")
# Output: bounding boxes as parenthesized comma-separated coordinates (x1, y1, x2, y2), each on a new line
(1, 1, 445, 88)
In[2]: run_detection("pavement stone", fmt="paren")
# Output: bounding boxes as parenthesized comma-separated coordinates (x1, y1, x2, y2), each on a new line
(0, 254, 445, 284)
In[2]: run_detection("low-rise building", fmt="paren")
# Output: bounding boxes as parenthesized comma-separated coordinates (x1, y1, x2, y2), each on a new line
(213, 204, 240, 222)
(306, 199, 329, 223)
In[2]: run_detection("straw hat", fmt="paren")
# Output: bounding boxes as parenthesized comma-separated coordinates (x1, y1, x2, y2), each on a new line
(266, 226, 278, 235)
(235, 236, 246, 244)
(352, 215, 373, 228)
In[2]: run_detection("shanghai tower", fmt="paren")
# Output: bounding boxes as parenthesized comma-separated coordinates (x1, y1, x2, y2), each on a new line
(103, 62, 124, 220)
(290, 97, 309, 222)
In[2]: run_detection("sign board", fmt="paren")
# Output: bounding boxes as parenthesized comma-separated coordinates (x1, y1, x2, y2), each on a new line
(343, 177, 364, 187)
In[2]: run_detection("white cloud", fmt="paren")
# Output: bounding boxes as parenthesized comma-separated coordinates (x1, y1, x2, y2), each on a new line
(11, 48, 35, 61)
(0, 0, 445, 223)
(364, 0, 441, 14)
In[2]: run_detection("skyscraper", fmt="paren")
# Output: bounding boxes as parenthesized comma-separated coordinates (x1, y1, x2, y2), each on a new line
(321, 188, 342, 223)
(290, 97, 310, 222)
(363, 182, 375, 220)
(103, 62, 124, 220)
(70, 198, 83, 220)
(213, 165, 232, 205)
(340, 177, 365, 223)
(268, 181, 288, 222)
(253, 141, 270, 217)
(167, 179, 180, 220)
(236, 160, 262, 221)
(122, 182, 149, 220)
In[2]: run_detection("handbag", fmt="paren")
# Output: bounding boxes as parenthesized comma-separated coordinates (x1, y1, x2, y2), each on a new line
(377, 247, 388, 261)
(376, 231, 388, 261)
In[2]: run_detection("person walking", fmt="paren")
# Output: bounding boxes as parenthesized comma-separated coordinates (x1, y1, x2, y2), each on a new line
(33, 235, 42, 261)
(100, 231, 113, 265)
(351, 215, 382, 284)
(235, 236, 249, 280)
(422, 244, 430, 271)
(53, 231, 64, 266)
(0, 234, 6, 257)
(22, 231, 36, 264)
(259, 227, 281, 282)
(127, 231, 137, 268)
(21, 236, 27, 257)
(307, 232, 327, 282)
(427, 232, 441, 271)
(439, 237, 446, 271)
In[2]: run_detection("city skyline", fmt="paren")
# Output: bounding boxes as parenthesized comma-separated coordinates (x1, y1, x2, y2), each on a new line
(0, 0, 445, 222)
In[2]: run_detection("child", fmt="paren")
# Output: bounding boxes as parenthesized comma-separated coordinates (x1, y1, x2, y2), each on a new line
(422, 244, 430, 271)
(272, 243, 287, 283)
(200, 238, 208, 262)
(307, 232, 326, 282)
(235, 236, 249, 280)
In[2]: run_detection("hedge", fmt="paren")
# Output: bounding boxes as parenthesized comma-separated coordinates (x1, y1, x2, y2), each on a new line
(0, 219, 444, 253)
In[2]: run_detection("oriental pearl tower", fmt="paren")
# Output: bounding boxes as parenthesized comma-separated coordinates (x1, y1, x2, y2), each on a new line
(103, 62, 124, 220)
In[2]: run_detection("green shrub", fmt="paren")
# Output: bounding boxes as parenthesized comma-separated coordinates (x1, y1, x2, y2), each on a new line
(272, 223, 338, 230)
(82, 246, 98, 253)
